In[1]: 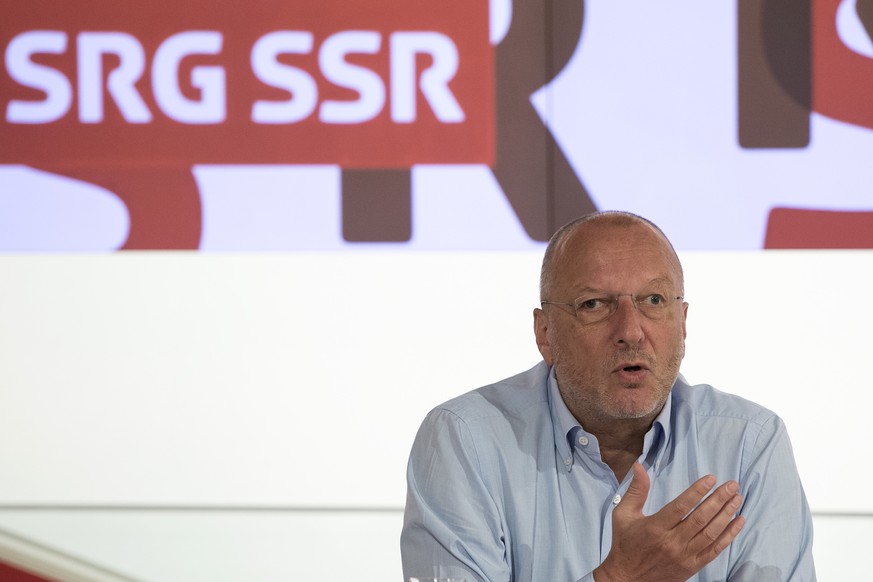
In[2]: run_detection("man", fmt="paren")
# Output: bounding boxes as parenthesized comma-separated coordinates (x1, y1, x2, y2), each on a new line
(401, 211, 815, 581)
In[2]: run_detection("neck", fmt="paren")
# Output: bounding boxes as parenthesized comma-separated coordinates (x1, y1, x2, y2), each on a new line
(579, 414, 656, 482)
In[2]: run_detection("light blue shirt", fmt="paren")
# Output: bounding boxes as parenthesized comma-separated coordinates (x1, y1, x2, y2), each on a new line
(401, 361, 815, 581)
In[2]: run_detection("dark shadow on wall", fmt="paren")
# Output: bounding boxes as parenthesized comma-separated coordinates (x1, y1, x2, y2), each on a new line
(341, 0, 596, 243)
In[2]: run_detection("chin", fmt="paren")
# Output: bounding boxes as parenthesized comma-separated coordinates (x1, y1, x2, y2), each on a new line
(608, 408, 655, 420)
(608, 395, 664, 420)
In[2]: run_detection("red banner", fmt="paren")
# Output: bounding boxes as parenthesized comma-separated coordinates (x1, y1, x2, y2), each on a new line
(0, 0, 493, 167)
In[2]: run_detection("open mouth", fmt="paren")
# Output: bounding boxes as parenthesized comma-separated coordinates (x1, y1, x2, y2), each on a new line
(613, 361, 648, 374)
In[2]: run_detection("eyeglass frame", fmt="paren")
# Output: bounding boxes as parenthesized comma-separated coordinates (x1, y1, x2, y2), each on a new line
(540, 292, 685, 325)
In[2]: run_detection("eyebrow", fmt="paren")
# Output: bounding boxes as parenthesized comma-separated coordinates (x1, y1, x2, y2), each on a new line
(572, 277, 675, 296)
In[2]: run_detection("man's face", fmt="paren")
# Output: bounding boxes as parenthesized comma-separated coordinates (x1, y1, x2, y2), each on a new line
(534, 221, 688, 426)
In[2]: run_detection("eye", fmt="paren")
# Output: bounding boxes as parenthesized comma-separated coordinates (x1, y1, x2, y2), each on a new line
(578, 297, 607, 311)
(641, 294, 666, 306)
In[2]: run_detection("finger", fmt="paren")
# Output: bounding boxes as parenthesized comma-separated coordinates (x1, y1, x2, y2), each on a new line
(695, 514, 746, 566)
(686, 489, 743, 554)
(615, 462, 650, 516)
(653, 474, 717, 528)
(677, 480, 741, 541)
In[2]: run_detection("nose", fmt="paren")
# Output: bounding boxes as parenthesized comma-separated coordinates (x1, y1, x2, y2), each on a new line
(610, 295, 644, 346)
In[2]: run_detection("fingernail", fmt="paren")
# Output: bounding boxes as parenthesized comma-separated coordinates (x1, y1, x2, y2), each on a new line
(726, 481, 738, 494)
(704, 475, 716, 488)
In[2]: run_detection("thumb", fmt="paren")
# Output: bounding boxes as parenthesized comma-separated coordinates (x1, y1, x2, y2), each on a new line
(618, 462, 650, 515)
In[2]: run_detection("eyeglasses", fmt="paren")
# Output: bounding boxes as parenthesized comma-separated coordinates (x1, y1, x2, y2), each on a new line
(540, 293, 684, 325)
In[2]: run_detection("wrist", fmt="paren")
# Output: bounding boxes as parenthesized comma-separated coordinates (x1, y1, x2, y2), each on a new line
(593, 562, 630, 582)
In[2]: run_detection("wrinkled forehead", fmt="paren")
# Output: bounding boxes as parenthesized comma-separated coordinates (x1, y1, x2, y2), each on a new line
(553, 221, 684, 293)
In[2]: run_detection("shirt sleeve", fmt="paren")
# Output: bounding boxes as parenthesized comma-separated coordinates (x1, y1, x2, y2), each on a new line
(728, 413, 816, 581)
(401, 407, 511, 582)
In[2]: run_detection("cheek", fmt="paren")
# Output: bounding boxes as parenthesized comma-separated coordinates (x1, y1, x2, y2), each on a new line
(547, 328, 566, 362)
(540, 340, 555, 365)
(552, 329, 599, 365)
(665, 327, 686, 360)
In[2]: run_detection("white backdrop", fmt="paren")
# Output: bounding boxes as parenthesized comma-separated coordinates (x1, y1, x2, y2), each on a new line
(0, 250, 869, 579)
(1, 250, 867, 510)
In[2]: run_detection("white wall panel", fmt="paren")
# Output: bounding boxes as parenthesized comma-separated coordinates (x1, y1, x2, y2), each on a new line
(0, 250, 867, 580)
(1, 251, 868, 510)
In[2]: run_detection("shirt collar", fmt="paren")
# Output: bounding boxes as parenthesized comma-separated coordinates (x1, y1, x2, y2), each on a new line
(547, 365, 674, 472)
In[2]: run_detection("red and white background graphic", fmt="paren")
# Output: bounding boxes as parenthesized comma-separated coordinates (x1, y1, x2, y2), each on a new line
(1, 0, 494, 250)
(1, 0, 872, 250)
(1, 1, 872, 581)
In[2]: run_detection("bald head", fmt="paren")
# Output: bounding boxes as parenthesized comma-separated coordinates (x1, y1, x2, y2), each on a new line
(539, 211, 684, 301)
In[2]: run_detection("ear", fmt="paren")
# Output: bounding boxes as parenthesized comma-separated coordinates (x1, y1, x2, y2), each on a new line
(533, 307, 555, 365)
(681, 301, 689, 340)
(679, 301, 689, 358)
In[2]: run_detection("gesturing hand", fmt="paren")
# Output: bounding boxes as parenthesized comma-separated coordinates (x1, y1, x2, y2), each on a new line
(595, 462, 745, 582)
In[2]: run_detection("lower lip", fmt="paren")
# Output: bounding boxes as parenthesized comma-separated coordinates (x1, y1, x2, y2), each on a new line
(614, 368, 649, 383)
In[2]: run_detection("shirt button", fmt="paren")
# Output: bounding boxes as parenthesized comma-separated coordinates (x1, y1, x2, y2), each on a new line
(612, 494, 622, 505)
(578, 436, 589, 446)
(564, 457, 572, 466)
